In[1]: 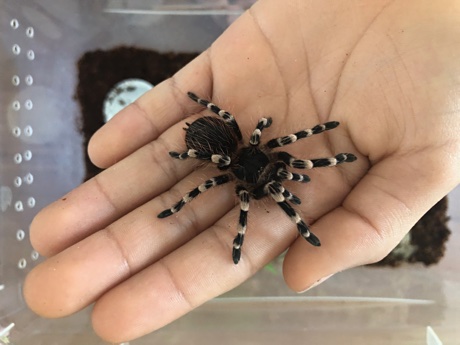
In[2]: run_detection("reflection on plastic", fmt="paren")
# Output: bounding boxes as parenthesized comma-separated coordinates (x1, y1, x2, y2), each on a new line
(0, 187, 13, 212)
(426, 326, 443, 345)
(0, 322, 14, 344)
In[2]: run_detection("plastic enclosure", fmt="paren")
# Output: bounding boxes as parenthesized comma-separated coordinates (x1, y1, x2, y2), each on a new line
(1, 1, 459, 344)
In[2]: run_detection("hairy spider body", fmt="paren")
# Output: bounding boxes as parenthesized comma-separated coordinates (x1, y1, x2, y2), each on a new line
(232, 146, 270, 184)
(158, 92, 357, 264)
(185, 116, 238, 157)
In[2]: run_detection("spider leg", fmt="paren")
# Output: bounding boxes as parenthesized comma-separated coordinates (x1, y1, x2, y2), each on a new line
(249, 117, 273, 146)
(277, 152, 357, 169)
(275, 163, 311, 183)
(169, 149, 231, 168)
(266, 121, 339, 149)
(281, 187, 302, 205)
(232, 186, 250, 264)
(188, 92, 243, 141)
(267, 182, 320, 246)
(274, 164, 304, 204)
(157, 174, 232, 218)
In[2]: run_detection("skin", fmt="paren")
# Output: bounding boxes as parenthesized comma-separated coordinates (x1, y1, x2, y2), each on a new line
(24, 0, 460, 342)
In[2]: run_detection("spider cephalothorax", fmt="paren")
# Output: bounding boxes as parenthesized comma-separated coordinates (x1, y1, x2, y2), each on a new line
(158, 92, 357, 264)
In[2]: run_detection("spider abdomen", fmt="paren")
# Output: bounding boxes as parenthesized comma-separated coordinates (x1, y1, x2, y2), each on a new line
(232, 147, 270, 184)
(185, 116, 238, 156)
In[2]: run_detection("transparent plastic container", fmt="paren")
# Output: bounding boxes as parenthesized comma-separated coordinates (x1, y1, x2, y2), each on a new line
(1, 1, 459, 344)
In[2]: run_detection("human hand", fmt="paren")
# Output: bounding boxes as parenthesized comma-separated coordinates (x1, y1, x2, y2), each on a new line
(24, 0, 460, 342)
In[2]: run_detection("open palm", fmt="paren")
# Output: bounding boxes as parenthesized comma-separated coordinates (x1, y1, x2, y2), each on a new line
(25, 0, 460, 342)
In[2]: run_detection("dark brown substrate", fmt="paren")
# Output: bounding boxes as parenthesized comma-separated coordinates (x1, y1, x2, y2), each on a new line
(374, 196, 450, 266)
(76, 46, 199, 181)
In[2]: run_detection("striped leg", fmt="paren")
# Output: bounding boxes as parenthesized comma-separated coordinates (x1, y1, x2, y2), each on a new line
(169, 149, 231, 168)
(249, 117, 273, 146)
(232, 186, 250, 264)
(157, 174, 232, 218)
(188, 92, 242, 141)
(277, 152, 357, 169)
(282, 187, 302, 205)
(266, 121, 340, 148)
(267, 182, 320, 246)
(276, 164, 311, 183)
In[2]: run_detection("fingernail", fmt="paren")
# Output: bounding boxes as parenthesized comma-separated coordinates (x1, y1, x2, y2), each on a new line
(297, 274, 334, 293)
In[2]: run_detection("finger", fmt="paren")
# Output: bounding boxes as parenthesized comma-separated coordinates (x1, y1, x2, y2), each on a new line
(30, 113, 206, 257)
(91, 204, 299, 343)
(88, 52, 212, 168)
(283, 147, 459, 292)
(23, 166, 236, 318)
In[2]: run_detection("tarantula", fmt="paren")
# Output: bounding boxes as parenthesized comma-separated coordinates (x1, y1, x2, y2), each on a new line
(158, 92, 357, 264)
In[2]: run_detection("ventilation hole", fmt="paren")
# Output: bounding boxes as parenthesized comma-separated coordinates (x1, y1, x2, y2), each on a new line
(27, 197, 36, 208)
(12, 75, 20, 86)
(16, 229, 25, 241)
(27, 50, 35, 60)
(12, 101, 21, 111)
(10, 19, 19, 29)
(24, 173, 34, 184)
(12, 127, 21, 137)
(14, 153, 22, 164)
(31, 251, 39, 261)
(14, 176, 22, 187)
(15, 201, 24, 212)
(26, 27, 34, 38)
(24, 125, 33, 136)
(24, 99, 33, 110)
(12, 44, 21, 55)
(25, 75, 33, 85)
(18, 258, 27, 269)
(23, 150, 32, 161)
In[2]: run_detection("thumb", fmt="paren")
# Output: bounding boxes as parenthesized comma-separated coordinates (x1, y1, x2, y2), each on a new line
(283, 146, 459, 292)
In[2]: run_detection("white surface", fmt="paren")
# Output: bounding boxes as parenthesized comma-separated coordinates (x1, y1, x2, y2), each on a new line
(103, 78, 153, 123)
